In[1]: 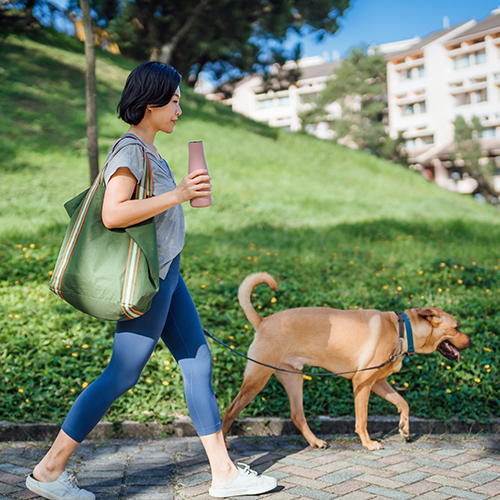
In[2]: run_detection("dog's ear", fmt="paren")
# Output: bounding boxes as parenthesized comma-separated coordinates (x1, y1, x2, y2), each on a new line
(417, 308, 443, 327)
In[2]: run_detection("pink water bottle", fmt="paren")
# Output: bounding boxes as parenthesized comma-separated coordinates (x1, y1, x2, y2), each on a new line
(188, 141, 212, 208)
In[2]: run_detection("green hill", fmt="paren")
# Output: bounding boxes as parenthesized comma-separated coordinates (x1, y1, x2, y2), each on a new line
(1, 30, 499, 426)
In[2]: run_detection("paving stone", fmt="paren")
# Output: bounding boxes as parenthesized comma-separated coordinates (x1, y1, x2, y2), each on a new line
(392, 471, 431, 484)
(435, 487, 488, 500)
(463, 471, 500, 484)
(413, 492, 453, 500)
(472, 481, 500, 496)
(411, 458, 456, 470)
(321, 469, 363, 484)
(399, 480, 441, 495)
(10, 491, 43, 499)
(280, 465, 327, 480)
(0, 471, 25, 485)
(334, 492, 375, 500)
(346, 458, 389, 469)
(279, 458, 322, 469)
(175, 471, 211, 487)
(325, 480, 370, 495)
(349, 464, 396, 478)
(0, 482, 20, 495)
(362, 485, 414, 499)
(385, 461, 421, 473)
(427, 473, 478, 489)
(285, 486, 336, 500)
(283, 475, 331, 490)
(316, 460, 354, 473)
(0, 465, 32, 476)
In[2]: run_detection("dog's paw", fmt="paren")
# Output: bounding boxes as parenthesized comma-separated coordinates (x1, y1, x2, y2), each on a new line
(398, 421, 410, 440)
(311, 438, 328, 449)
(363, 440, 384, 451)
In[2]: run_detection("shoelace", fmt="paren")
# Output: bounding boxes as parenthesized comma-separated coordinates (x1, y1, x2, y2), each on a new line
(237, 463, 258, 476)
(65, 473, 80, 489)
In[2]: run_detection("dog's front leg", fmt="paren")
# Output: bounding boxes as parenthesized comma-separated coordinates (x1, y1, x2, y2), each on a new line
(372, 379, 410, 440)
(352, 378, 383, 450)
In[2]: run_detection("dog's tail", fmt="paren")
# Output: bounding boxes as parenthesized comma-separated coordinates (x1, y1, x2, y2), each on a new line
(238, 272, 278, 329)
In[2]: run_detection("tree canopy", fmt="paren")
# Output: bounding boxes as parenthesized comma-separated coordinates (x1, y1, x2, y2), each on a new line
(303, 45, 394, 157)
(107, 0, 351, 82)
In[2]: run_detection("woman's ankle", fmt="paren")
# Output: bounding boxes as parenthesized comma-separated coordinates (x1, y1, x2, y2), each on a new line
(33, 462, 64, 483)
(211, 462, 238, 488)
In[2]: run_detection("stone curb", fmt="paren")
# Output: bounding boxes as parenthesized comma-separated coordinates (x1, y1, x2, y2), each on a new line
(1, 416, 499, 442)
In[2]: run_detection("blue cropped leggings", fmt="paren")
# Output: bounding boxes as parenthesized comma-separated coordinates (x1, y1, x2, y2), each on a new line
(61, 265, 222, 443)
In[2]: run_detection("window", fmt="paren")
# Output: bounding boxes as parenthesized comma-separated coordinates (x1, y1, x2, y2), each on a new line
(258, 99, 273, 109)
(475, 88, 487, 103)
(450, 82, 463, 88)
(454, 54, 470, 69)
(300, 92, 317, 104)
(404, 104, 414, 115)
(417, 65, 425, 77)
(421, 135, 434, 145)
(278, 96, 290, 107)
(419, 101, 426, 114)
(480, 127, 496, 139)
(455, 92, 471, 106)
(405, 138, 416, 149)
(400, 69, 414, 81)
(474, 49, 486, 64)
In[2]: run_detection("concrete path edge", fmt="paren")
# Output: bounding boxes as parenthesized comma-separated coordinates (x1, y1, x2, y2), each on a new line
(1, 416, 499, 442)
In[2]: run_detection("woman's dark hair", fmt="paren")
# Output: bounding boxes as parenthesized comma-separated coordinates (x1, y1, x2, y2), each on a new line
(117, 61, 182, 125)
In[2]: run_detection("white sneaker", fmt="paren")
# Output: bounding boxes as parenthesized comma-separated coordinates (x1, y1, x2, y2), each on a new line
(209, 463, 277, 497)
(26, 471, 95, 500)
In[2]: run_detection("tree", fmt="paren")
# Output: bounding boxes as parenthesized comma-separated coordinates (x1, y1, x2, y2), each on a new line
(302, 45, 403, 161)
(80, 0, 99, 183)
(453, 115, 495, 197)
(108, 0, 351, 84)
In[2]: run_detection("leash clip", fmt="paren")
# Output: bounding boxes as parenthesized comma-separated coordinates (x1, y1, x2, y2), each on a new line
(389, 338, 404, 362)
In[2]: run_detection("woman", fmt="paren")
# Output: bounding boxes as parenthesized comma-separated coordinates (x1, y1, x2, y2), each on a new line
(26, 61, 277, 500)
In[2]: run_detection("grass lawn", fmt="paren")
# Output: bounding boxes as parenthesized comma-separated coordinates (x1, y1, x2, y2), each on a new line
(1, 28, 499, 427)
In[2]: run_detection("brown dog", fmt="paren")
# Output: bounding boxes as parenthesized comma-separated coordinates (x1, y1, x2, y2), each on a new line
(222, 272, 472, 450)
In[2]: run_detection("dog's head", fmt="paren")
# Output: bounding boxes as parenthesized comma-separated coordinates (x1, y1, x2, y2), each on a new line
(411, 307, 472, 362)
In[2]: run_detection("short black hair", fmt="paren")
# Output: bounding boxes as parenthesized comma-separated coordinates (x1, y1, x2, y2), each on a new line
(117, 61, 182, 125)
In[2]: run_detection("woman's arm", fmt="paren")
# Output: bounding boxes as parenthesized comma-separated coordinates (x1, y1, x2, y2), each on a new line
(102, 167, 211, 229)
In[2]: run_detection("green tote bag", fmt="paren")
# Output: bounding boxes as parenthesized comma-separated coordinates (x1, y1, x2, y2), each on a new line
(50, 137, 160, 321)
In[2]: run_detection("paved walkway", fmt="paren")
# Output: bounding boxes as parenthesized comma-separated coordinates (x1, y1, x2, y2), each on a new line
(0, 434, 499, 500)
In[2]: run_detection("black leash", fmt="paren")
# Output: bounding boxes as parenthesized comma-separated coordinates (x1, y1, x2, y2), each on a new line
(203, 313, 409, 377)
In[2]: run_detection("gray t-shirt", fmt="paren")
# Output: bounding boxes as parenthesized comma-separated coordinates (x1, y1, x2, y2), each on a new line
(103, 134, 185, 279)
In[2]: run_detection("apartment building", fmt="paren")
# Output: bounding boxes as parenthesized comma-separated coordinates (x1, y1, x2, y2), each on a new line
(386, 9, 500, 191)
(226, 56, 341, 139)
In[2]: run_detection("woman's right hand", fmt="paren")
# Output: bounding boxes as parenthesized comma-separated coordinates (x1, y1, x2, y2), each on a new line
(174, 169, 212, 204)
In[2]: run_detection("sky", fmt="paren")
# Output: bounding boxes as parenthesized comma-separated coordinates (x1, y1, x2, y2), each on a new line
(285, 0, 500, 61)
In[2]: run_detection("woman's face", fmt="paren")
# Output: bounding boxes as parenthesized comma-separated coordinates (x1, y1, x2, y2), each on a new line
(147, 86, 182, 134)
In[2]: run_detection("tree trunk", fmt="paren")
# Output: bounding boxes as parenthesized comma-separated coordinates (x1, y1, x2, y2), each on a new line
(80, 0, 99, 184)
(159, 0, 210, 65)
